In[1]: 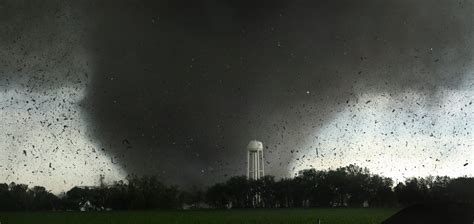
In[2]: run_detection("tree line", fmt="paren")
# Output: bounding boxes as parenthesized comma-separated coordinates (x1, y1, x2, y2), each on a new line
(0, 165, 473, 211)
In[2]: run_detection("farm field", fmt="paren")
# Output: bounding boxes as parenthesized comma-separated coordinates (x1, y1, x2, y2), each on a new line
(0, 208, 398, 224)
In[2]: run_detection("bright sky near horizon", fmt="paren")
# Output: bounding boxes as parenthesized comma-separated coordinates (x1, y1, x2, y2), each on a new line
(292, 85, 474, 182)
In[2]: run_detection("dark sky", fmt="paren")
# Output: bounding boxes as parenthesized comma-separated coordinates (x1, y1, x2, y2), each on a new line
(0, 0, 473, 192)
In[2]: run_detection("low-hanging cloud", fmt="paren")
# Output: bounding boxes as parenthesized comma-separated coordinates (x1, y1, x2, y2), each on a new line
(0, 0, 473, 191)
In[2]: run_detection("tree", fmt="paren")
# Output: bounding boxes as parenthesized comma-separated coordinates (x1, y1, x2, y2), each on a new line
(274, 178, 295, 208)
(258, 176, 276, 208)
(31, 186, 57, 210)
(344, 165, 371, 207)
(447, 177, 474, 203)
(395, 178, 429, 206)
(9, 183, 33, 211)
(226, 176, 250, 208)
(206, 183, 230, 208)
(368, 175, 396, 207)
(0, 183, 13, 211)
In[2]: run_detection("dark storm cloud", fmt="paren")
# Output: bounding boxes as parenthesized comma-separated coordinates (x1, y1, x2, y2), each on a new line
(2, 0, 472, 187)
(78, 0, 290, 185)
(0, 0, 88, 91)
(77, 0, 473, 186)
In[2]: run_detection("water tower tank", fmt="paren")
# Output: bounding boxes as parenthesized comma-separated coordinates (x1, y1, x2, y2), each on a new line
(247, 140, 263, 152)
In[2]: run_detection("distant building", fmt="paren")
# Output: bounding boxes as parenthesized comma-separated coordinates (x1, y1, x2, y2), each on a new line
(247, 140, 264, 180)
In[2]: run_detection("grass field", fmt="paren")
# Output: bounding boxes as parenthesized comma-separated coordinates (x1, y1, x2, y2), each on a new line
(0, 208, 398, 224)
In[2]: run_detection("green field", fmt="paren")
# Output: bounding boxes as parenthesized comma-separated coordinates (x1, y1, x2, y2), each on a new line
(0, 208, 398, 224)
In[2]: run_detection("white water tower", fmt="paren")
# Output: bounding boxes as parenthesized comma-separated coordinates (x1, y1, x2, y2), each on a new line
(247, 140, 264, 180)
